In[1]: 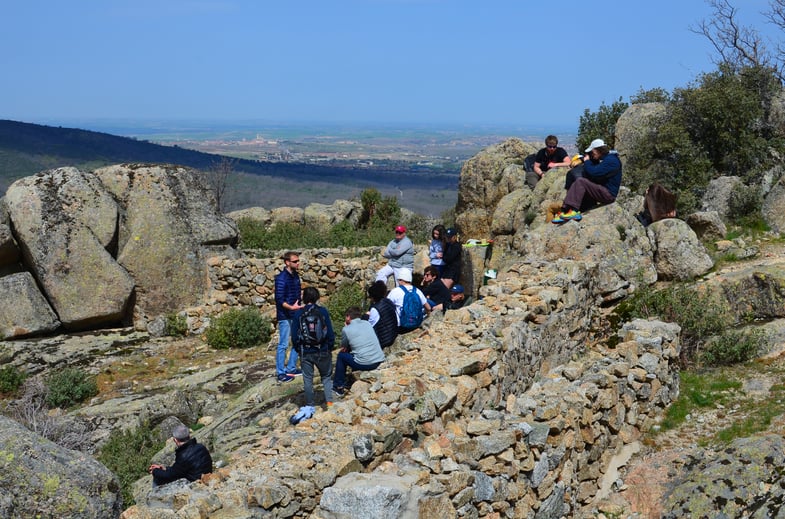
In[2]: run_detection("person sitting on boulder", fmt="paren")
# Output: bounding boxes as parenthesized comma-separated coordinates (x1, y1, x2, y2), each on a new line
(148, 425, 212, 487)
(433, 284, 471, 312)
(420, 266, 451, 309)
(526, 134, 571, 189)
(552, 138, 622, 224)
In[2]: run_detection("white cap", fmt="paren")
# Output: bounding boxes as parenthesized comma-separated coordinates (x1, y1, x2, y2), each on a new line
(584, 138, 606, 152)
(398, 268, 412, 282)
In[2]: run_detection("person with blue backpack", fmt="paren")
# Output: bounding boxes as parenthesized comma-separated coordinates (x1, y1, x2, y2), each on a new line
(289, 286, 335, 425)
(385, 268, 430, 334)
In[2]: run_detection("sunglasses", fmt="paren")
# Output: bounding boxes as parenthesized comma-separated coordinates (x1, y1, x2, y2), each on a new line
(546, 145, 557, 149)
(288, 259, 300, 263)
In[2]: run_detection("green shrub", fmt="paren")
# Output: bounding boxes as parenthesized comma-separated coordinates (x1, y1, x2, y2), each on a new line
(324, 282, 366, 336)
(614, 284, 726, 365)
(0, 365, 26, 395)
(98, 422, 164, 507)
(701, 329, 764, 366)
(577, 97, 629, 151)
(45, 368, 98, 408)
(164, 313, 189, 337)
(206, 307, 271, 349)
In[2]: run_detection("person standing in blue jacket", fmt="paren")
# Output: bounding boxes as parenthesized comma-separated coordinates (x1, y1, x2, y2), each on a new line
(552, 138, 622, 224)
(274, 251, 304, 382)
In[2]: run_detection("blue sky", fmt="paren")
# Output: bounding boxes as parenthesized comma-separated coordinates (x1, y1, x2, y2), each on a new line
(1, 0, 781, 132)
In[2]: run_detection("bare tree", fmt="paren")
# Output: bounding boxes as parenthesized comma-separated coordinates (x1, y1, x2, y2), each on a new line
(206, 156, 236, 212)
(692, 0, 785, 82)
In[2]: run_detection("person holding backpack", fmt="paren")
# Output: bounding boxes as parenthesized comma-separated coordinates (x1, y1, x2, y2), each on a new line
(289, 286, 335, 424)
(386, 268, 430, 334)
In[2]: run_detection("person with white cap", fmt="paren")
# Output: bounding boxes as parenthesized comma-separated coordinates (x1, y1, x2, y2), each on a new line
(552, 138, 622, 224)
(386, 268, 430, 334)
(375, 225, 415, 285)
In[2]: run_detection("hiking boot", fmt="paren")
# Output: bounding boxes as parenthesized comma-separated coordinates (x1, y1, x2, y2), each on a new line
(289, 405, 315, 425)
(286, 369, 303, 376)
(332, 386, 345, 398)
(551, 212, 567, 224)
(277, 373, 295, 383)
(561, 209, 582, 221)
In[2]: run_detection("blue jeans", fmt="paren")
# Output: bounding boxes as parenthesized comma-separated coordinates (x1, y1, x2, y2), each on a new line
(334, 351, 381, 389)
(301, 350, 333, 405)
(276, 319, 299, 375)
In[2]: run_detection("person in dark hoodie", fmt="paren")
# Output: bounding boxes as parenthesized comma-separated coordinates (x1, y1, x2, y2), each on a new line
(552, 138, 622, 224)
(149, 425, 212, 487)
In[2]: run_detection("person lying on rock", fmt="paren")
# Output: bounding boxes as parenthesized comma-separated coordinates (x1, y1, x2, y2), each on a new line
(552, 138, 622, 224)
(333, 306, 386, 398)
(148, 425, 212, 487)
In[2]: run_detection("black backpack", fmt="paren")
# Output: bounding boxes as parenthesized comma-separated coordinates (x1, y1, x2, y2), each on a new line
(298, 304, 326, 351)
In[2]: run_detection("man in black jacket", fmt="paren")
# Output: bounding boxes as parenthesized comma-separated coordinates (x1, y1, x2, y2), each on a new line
(149, 425, 213, 487)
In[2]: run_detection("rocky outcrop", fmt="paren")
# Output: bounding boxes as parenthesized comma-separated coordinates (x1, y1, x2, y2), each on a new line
(0, 164, 239, 337)
(662, 434, 785, 518)
(0, 272, 60, 339)
(614, 102, 667, 163)
(94, 164, 238, 321)
(5, 167, 135, 329)
(700, 175, 744, 220)
(647, 218, 714, 281)
(455, 138, 538, 239)
(0, 415, 122, 518)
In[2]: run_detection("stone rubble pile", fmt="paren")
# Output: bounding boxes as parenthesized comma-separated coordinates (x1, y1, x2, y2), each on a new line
(123, 257, 681, 519)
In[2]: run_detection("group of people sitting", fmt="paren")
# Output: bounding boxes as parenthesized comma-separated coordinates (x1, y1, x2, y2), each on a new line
(528, 134, 675, 226)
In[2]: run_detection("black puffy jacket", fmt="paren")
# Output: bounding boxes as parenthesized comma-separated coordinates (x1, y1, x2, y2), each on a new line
(371, 298, 398, 348)
(152, 438, 213, 485)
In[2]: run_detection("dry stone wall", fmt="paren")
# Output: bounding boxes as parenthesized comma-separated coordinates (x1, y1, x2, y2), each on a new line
(125, 256, 681, 519)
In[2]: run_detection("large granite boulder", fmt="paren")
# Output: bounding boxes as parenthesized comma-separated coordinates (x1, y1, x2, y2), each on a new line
(304, 199, 362, 230)
(94, 164, 238, 319)
(0, 272, 60, 339)
(0, 415, 122, 518)
(647, 218, 714, 281)
(226, 206, 272, 226)
(455, 138, 537, 238)
(511, 202, 657, 301)
(4, 167, 135, 329)
(700, 176, 744, 220)
(763, 170, 785, 233)
(614, 102, 667, 164)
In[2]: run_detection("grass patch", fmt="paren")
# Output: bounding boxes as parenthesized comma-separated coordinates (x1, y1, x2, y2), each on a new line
(658, 370, 741, 432)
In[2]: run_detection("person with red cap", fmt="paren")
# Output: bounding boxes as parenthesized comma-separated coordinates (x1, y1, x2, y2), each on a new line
(375, 224, 414, 285)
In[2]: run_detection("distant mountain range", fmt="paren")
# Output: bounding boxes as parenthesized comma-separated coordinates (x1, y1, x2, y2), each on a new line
(0, 120, 460, 212)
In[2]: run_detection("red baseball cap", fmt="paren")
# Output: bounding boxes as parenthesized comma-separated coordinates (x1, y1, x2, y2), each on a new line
(394, 225, 407, 233)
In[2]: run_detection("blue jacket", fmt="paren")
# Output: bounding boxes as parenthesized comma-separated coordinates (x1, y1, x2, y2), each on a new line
(583, 151, 622, 198)
(274, 268, 301, 321)
(291, 304, 335, 352)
